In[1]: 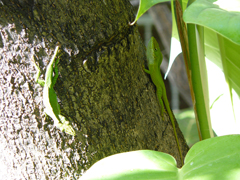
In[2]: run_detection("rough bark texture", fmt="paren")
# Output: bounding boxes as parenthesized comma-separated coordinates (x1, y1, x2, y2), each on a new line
(0, 0, 188, 179)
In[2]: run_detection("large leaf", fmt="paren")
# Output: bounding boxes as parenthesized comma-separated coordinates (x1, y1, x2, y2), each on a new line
(81, 150, 178, 180)
(182, 135, 240, 179)
(183, 0, 240, 45)
(81, 135, 240, 179)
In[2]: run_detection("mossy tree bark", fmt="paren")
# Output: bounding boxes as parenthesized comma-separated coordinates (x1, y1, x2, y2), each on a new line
(0, 0, 188, 179)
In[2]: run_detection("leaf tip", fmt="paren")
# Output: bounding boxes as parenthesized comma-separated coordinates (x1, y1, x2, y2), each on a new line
(129, 20, 136, 26)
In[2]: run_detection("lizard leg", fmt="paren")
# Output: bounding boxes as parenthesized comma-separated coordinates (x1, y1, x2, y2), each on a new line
(32, 56, 45, 86)
(143, 64, 151, 74)
(58, 115, 76, 136)
(144, 68, 150, 74)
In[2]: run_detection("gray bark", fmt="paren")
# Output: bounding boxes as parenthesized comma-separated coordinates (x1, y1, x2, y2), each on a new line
(0, 0, 188, 179)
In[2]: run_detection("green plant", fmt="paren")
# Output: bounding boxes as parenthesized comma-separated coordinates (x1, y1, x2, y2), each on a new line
(80, 0, 240, 179)
(81, 135, 240, 180)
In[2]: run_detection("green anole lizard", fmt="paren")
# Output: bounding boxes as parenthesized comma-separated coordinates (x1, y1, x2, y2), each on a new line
(32, 45, 75, 136)
(144, 37, 183, 165)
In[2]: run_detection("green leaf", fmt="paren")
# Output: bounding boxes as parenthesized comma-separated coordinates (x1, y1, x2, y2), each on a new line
(182, 135, 240, 179)
(81, 135, 240, 180)
(183, 0, 240, 45)
(130, 0, 171, 25)
(80, 150, 178, 180)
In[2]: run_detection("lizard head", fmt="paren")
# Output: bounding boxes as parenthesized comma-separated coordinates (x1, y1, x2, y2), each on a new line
(146, 37, 163, 67)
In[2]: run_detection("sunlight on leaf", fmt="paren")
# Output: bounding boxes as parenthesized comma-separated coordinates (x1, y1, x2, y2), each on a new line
(182, 135, 240, 180)
(213, 0, 240, 12)
(81, 135, 240, 180)
(81, 150, 178, 180)
(204, 28, 240, 135)
(183, 0, 240, 45)
(206, 59, 240, 135)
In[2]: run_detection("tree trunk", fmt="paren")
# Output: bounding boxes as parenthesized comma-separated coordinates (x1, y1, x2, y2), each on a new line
(0, 0, 188, 179)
